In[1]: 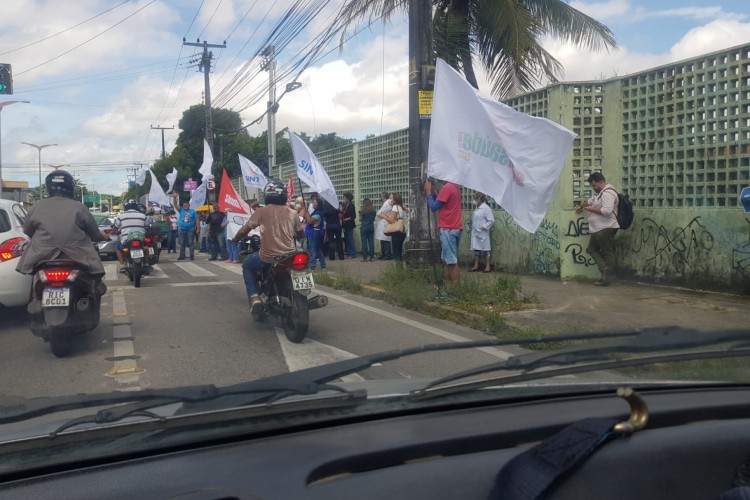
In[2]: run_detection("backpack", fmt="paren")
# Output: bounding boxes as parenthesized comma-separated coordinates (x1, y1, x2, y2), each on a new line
(603, 187, 634, 230)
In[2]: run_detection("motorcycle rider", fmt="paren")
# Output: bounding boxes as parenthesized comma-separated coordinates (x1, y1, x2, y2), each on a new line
(16, 170, 108, 295)
(232, 179, 305, 313)
(114, 199, 152, 270)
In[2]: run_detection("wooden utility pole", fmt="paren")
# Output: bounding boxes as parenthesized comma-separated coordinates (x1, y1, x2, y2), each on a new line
(404, 0, 436, 266)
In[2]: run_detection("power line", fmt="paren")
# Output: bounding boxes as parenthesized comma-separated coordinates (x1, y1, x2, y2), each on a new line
(197, 0, 225, 39)
(183, 0, 206, 38)
(0, 0, 130, 56)
(16, 0, 157, 77)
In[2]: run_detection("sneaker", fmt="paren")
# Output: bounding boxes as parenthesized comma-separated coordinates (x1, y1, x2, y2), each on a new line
(224, 259, 233, 263)
(177, 257, 185, 261)
(248, 295, 262, 312)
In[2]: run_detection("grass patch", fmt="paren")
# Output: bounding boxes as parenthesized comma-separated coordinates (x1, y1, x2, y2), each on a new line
(618, 357, 750, 383)
(315, 271, 361, 293)
(504, 326, 570, 351)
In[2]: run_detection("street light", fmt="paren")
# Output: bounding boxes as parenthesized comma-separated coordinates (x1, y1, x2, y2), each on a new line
(0, 100, 30, 199)
(21, 141, 57, 201)
(268, 80, 302, 178)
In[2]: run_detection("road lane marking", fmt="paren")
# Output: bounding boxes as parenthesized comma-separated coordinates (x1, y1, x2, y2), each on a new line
(322, 292, 514, 360)
(103, 263, 119, 281)
(174, 262, 217, 277)
(105, 290, 145, 389)
(144, 264, 169, 279)
(209, 261, 243, 275)
(274, 327, 365, 382)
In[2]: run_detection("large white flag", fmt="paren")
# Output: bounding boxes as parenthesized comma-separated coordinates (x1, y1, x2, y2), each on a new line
(198, 139, 213, 180)
(189, 181, 207, 210)
(166, 167, 178, 193)
(135, 168, 148, 186)
(428, 59, 576, 233)
(147, 170, 171, 210)
(238, 154, 268, 189)
(288, 132, 338, 208)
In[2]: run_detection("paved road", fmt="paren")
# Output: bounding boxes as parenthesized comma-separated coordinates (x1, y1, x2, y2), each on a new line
(0, 252, 525, 398)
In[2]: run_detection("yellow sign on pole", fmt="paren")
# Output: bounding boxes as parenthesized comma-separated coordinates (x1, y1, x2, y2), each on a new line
(418, 90, 433, 119)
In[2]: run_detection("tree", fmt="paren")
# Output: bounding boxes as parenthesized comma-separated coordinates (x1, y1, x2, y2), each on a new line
(330, 0, 616, 97)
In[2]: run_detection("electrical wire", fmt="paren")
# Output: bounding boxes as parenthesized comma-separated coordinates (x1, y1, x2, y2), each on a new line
(183, 0, 206, 38)
(197, 0, 224, 39)
(15, 0, 157, 77)
(0, 0, 131, 56)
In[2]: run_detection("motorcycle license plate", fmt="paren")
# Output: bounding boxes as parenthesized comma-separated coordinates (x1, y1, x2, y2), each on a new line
(291, 272, 314, 290)
(130, 249, 144, 258)
(42, 288, 70, 308)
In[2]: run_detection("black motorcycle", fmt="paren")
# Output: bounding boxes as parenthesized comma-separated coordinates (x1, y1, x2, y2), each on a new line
(243, 235, 328, 343)
(122, 231, 152, 287)
(28, 259, 102, 357)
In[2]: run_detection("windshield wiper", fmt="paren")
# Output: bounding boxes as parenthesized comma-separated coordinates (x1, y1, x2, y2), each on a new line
(410, 326, 750, 400)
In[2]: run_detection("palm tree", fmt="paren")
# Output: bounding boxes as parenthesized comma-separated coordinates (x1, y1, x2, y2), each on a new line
(331, 0, 617, 98)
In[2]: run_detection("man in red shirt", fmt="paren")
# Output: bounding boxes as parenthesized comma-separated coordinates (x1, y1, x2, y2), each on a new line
(425, 179, 463, 282)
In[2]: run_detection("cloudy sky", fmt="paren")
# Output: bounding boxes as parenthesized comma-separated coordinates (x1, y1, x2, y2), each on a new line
(1, 0, 749, 194)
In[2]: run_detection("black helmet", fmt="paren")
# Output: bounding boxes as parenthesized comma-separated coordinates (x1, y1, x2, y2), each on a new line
(45, 170, 76, 199)
(124, 199, 139, 211)
(263, 178, 287, 206)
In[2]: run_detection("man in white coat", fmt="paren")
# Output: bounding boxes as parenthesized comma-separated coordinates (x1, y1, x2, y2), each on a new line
(469, 192, 494, 273)
(376, 192, 393, 260)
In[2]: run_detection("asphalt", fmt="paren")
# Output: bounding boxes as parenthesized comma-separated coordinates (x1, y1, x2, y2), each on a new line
(320, 257, 750, 334)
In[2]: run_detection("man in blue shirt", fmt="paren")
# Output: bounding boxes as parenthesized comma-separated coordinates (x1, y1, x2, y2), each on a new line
(171, 193, 199, 260)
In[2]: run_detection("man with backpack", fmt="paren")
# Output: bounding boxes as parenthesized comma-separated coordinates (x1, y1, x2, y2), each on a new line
(576, 172, 620, 286)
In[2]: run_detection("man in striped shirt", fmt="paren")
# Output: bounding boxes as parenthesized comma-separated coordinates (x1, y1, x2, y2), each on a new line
(114, 200, 151, 269)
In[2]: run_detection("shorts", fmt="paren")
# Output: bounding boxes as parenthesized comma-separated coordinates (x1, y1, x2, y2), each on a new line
(473, 249, 490, 259)
(439, 228, 462, 265)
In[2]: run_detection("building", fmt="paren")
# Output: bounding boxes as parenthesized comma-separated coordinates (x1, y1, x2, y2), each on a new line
(267, 43, 750, 292)
(1, 180, 34, 204)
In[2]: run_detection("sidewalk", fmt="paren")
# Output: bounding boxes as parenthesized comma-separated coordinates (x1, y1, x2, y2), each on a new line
(321, 258, 750, 333)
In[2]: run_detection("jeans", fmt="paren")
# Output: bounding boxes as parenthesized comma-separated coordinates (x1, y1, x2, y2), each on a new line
(167, 230, 177, 252)
(379, 239, 392, 259)
(326, 226, 344, 260)
(178, 229, 195, 259)
(344, 227, 356, 257)
(587, 228, 618, 273)
(209, 231, 226, 260)
(200, 235, 208, 252)
(360, 229, 374, 259)
(307, 231, 326, 269)
(391, 231, 407, 261)
(226, 239, 239, 261)
(242, 251, 270, 297)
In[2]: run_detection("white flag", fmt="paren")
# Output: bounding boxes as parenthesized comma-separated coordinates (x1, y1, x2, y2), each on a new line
(427, 59, 576, 233)
(238, 154, 268, 189)
(189, 181, 207, 210)
(166, 167, 178, 193)
(147, 170, 171, 210)
(288, 132, 338, 208)
(198, 139, 213, 180)
(135, 168, 148, 186)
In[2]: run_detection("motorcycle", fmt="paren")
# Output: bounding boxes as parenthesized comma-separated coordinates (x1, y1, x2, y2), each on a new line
(122, 231, 152, 288)
(243, 235, 328, 343)
(144, 225, 161, 266)
(27, 259, 102, 357)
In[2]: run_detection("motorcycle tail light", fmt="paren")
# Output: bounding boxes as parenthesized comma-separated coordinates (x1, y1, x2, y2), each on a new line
(0, 237, 26, 262)
(41, 269, 78, 286)
(145, 237, 152, 244)
(291, 253, 309, 271)
(131, 240, 141, 247)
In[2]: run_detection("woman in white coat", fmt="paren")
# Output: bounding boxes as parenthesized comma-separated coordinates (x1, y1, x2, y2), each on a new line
(470, 193, 494, 273)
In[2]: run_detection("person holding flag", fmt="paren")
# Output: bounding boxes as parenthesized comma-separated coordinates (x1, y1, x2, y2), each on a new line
(171, 192, 199, 260)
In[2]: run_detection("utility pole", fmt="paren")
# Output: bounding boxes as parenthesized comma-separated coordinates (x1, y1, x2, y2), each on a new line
(150, 125, 174, 159)
(261, 45, 277, 178)
(404, 0, 436, 266)
(183, 38, 226, 167)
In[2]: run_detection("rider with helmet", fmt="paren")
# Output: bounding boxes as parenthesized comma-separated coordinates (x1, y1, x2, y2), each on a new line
(113, 199, 152, 268)
(16, 170, 108, 293)
(232, 179, 306, 312)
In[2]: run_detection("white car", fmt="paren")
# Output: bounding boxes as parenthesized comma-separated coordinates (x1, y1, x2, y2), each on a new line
(0, 199, 31, 308)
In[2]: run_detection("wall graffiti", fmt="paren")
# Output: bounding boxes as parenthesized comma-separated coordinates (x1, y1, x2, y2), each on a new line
(565, 217, 589, 237)
(732, 218, 750, 279)
(485, 211, 560, 274)
(630, 216, 715, 277)
(564, 243, 596, 267)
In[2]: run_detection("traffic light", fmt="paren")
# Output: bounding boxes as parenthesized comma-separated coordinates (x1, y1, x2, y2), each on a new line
(0, 64, 13, 95)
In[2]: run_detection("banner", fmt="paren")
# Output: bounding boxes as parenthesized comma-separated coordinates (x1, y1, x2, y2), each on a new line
(147, 170, 171, 211)
(288, 131, 338, 208)
(238, 154, 267, 189)
(226, 212, 252, 239)
(287, 174, 295, 203)
(189, 181, 206, 210)
(198, 139, 213, 180)
(427, 58, 576, 233)
(135, 168, 147, 186)
(218, 169, 251, 214)
(166, 167, 178, 193)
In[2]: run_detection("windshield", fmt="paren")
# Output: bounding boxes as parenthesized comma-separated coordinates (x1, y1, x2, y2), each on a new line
(1, 0, 749, 474)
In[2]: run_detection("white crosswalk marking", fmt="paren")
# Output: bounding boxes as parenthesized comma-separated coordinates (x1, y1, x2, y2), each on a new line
(209, 261, 243, 275)
(174, 262, 217, 277)
(274, 328, 365, 383)
(144, 264, 169, 279)
(103, 263, 119, 281)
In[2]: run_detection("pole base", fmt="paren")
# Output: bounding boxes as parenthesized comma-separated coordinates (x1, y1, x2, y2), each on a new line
(404, 239, 441, 268)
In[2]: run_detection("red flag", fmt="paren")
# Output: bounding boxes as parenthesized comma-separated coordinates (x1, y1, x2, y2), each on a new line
(287, 174, 295, 203)
(218, 169, 251, 214)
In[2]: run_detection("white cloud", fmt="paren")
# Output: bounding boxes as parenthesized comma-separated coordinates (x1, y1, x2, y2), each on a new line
(569, 0, 631, 20)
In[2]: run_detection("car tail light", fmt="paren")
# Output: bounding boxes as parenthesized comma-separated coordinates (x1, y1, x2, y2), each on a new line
(131, 240, 141, 247)
(0, 237, 26, 262)
(40, 269, 78, 287)
(292, 253, 309, 271)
